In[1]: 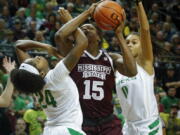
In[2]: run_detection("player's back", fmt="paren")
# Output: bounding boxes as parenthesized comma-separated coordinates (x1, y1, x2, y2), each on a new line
(70, 50, 115, 119)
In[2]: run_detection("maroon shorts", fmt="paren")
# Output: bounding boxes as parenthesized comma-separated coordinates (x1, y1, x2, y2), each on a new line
(82, 115, 122, 135)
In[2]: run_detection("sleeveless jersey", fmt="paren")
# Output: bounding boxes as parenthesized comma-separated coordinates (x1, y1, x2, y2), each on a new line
(115, 64, 159, 122)
(34, 60, 83, 130)
(70, 50, 115, 119)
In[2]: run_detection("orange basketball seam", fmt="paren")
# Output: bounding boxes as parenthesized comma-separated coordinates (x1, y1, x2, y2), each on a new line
(101, 5, 124, 20)
(97, 7, 117, 26)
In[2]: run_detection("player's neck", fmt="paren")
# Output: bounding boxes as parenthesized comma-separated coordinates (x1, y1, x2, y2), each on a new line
(87, 49, 100, 57)
(87, 42, 100, 57)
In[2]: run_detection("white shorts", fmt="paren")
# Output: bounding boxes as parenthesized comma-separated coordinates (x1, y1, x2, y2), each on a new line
(43, 126, 86, 135)
(123, 116, 163, 135)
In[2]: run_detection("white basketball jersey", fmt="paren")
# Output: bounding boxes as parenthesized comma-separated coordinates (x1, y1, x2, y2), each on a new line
(116, 65, 162, 135)
(115, 64, 158, 121)
(34, 60, 83, 130)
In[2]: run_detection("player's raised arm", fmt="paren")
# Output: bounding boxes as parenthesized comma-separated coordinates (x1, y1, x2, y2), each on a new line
(55, 7, 98, 71)
(136, 0, 154, 75)
(111, 21, 137, 77)
(55, 8, 74, 57)
(55, 8, 88, 57)
(15, 40, 62, 64)
(55, 2, 100, 56)
(55, 3, 97, 54)
(0, 57, 15, 107)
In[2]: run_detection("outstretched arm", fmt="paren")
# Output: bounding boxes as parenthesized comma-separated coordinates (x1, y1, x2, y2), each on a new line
(111, 18, 137, 77)
(55, 8, 74, 56)
(15, 40, 62, 64)
(55, 3, 99, 71)
(55, 8, 91, 57)
(55, 6, 96, 71)
(0, 57, 15, 107)
(55, 2, 101, 57)
(136, 0, 154, 75)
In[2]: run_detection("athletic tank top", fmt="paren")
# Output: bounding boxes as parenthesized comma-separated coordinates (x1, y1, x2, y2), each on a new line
(70, 50, 115, 118)
(116, 64, 159, 122)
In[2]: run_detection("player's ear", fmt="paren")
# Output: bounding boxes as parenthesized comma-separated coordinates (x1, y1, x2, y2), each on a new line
(40, 71, 45, 78)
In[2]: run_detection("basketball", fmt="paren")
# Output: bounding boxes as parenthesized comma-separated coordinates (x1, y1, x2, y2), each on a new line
(93, 0, 125, 31)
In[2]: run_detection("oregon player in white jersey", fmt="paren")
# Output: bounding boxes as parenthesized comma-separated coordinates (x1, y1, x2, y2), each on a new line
(10, 6, 98, 135)
(116, 65, 162, 135)
(115, 1, 162, 135)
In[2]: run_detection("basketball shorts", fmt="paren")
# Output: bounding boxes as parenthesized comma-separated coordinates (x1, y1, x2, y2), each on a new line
(123, 116, 162, 135)
(43, 126, 86, 135)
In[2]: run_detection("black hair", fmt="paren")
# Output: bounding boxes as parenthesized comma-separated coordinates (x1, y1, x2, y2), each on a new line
(10, 69, 45, 94)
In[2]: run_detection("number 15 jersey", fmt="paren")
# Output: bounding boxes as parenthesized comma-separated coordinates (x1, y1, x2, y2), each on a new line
(70, 50, 115, 119)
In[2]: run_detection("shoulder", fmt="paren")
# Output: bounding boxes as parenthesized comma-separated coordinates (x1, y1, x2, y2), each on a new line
(137, 64, 154, 77)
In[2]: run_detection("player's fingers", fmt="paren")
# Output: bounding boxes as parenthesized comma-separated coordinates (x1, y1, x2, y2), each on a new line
(61, 8, 67, 15)
(64, 9, 69, 14)
(3, 56, 7, 63)
(12, 61, 16, 66)
(122, 9, 126, 21)
(58, 7, 65, 16)
(96, 0, 103, 5)
(8, 57, 11, 63)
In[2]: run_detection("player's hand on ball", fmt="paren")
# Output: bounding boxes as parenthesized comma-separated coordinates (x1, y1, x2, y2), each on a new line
(115, 21, 125, 34)
(58, 7, 72, 24)
(115, 10, 125, 34)
(88, 1, 103, 16)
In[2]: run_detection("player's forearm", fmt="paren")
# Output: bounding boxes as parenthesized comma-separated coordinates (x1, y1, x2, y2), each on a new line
(64, 30, 88, 72)
(136, 1, 153, 63)
(0, 78, 14, 107)
(136, 1, 149, 30)
(56, 10, 90, 39)
(116, 33, 137, 76)
(16, 40, 52, 51)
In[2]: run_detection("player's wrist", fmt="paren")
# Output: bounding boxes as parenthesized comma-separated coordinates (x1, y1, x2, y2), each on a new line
(135, 0, 142, 6)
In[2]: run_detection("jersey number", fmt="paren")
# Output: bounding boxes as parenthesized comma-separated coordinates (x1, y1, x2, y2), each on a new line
(35, 90, 57, 108)
(83, 80, 104, 100)
(122, 86, 128, 98)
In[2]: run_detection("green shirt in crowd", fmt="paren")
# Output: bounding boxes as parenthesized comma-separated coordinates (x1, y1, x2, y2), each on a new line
(23, 109, 46, 135)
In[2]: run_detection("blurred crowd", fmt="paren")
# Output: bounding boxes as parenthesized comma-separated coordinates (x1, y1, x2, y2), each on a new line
(0, 0, 180, 134)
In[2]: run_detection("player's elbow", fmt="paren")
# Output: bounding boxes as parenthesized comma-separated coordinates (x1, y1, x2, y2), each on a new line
(55, 30, 64, 42)
(4, 101, 11, 107)
(15, 40, 21, 49)
(0, 98, 11, 107)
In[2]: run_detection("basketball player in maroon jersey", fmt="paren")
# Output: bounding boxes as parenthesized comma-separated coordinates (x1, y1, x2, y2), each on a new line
(55, 6, 137, 135)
